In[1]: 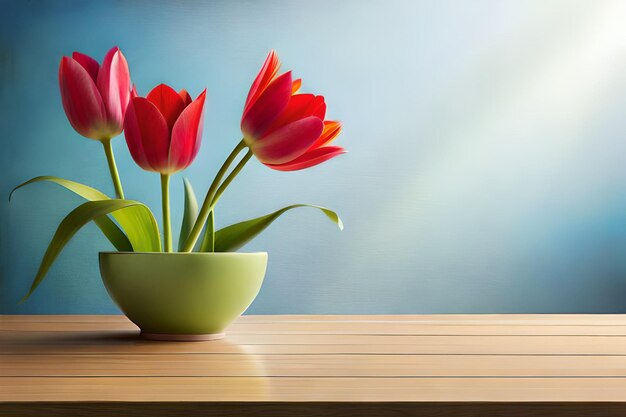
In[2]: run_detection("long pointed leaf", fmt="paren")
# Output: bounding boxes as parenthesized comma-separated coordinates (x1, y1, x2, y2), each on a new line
(21, 199, 160, 302)
(213, 204, 343, 252)
(92, 216, 132, 252)
(11, 176, 131, 251)
(199, 210, 215, 252)
(114, 205, 161, 252)
(11, 176, 110, 201)
(11, 176, 159, 252)
(177, 178, 199, 251)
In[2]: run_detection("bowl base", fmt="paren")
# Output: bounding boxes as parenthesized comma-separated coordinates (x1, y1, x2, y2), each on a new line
(141, 332, 225, 342)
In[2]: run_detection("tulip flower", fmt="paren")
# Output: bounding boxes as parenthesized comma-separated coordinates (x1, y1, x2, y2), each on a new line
(58, 46, 133, 199)
(241, 50, 345, 171)
(124, 83, 207, 252)
(181, 51, 345, 252)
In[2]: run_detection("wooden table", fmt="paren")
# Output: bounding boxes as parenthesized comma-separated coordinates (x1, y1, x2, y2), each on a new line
(2, 315, 626, 416)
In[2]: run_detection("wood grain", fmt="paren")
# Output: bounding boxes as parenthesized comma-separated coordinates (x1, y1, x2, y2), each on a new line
(6, 332, 626, 355)
(4, 353, 626, 377)
(3, 376, 626, 402)
(2, 314, 626, 416)
(4, 316, 626, 335)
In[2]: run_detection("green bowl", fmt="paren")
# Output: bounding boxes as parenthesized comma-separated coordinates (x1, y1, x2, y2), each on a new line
(99, 252, 267, 341)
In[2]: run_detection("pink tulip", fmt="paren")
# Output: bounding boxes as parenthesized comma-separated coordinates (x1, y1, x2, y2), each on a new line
(124, 84, 206, 174)
(59, 46, 132, 140)
(241, 50, 345, 171)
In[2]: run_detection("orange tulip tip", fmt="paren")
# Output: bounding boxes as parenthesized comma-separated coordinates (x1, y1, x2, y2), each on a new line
(292, 78, 302, 94)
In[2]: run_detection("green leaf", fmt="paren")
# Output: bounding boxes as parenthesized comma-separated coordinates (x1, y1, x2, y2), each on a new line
(113, 204, 161, 252)
(177, 178, 199, 251)
(11, 176, 131, 251)
(91, 216, 132, 252)
(21, 199, 160, 302)
(10, 176, 160, 252)
(212, 204, 343, 252)
(11, 175, 110, 201)
(199, 210, 215, 252)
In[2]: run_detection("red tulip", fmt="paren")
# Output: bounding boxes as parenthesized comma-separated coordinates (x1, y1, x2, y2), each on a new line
(59, 46, 132, 140)
(241, 51, 345, 171)
(124, 83, 206, 174)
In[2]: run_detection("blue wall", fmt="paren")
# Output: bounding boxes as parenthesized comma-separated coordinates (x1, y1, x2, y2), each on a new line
(2, 0, 626, 314)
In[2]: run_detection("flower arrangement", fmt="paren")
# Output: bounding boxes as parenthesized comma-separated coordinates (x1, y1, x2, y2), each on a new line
(12, 47, 345, 301)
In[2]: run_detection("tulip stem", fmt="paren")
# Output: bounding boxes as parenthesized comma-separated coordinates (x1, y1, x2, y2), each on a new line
(101, 138, 125, 199)
(160, 174, 172, 252)
(211, 150, 253, 208)
(207, 210, 215, 252)
(181, 139, 247, 252)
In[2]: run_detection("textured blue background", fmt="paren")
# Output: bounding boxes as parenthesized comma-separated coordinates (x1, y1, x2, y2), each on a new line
(2, 0, 626, 314)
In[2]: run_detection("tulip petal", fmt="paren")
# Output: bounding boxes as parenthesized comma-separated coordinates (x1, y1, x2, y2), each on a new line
(266, 146, 346, 171)
(283, 94, 325, 120)
(179, 89, 192, 106)
(59, 56, 107, 139)
(169, 89, 206, 173)
(72, 52, 99, 82)
(265, 94, 327, 134)
(97, 46, 131, 134)
(123, 99, 151, 170)
(244, 50, 280, 114)
(310, 96, 326, 119)
(147, 84, 185, 132)
(251, 116, 323, 164)
(241, 71, 293, 139)
(123, 97, 170, 172)
(292, 78, 302, 94)
(309, 120, 342, 150)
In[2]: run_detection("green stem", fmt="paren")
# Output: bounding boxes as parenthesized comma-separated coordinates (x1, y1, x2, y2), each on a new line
(101, 138, 125, 199)
(201, 150, 253, 252)
(207, 210, 215, 252)
(160, 174, 172, 252)
(181, 139, 247, 252)
(211, 150, 253, 207)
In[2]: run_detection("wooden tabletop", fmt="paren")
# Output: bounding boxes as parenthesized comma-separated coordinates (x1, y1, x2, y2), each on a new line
(2, 315, 626, 416)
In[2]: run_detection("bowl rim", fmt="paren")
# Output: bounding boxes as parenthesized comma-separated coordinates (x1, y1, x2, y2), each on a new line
(99, 251, 267, 256)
